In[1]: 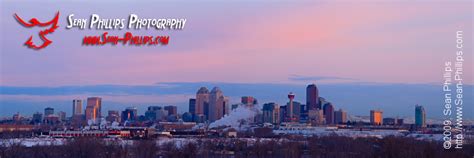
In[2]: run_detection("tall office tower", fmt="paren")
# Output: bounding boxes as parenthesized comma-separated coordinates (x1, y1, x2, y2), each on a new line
(308, 109, 324, 125)
(44, 107, 54, 116)
(415, 105, 426, 128)
(156, 108, 169, 121)
(32, 112, 43, 124)
(106, 110, 120, 123)
(189, 98, 196, 115)
(370, 110, 383, 125)
(145, 106, 161, 121)
(209, 87, 225, 122)
(306, 84, 320, 110)
(57, 111, 66, 121)
(285, 101, 302, 121)
(223, 96, 230, 116)
(196, 87, 210, 116)
(85, 97, 102, 121)
(164, 105, 178, 116)
(263, 102, 280, 124)
(334, 109, 347, 124)
(121, 107, 138, 122)
(241, 96, 255, 107)
(203, 103, 209, 120)
(286, 92, 296, 122)
(279, 105, 287, 123)
(323, 103, 335, 124)
(72, 99, 83, 116)
(318, 97, 327, 108)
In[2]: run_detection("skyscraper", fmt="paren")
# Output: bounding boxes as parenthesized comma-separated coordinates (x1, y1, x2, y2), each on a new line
(370, 110, 383, 125)
(223, 96, 230, 116)
(415, 105, 426, 128)
(164, 105, 178, 116)
(189, 98, 196, 115)
(57, 111, 66, 121)
(263, 103, 280, 124)
(308, 109, 324, 125)
(306, 84, 320, 110)
(196, 87, 209, 117)
(209, 87, 225, 122)
(44, 107, 54, 116)
(323, 103, 334, 124)
(85, 97, 102, 121)
(121, 107, 138, 122)
(285, 101, 302, 122)
(32, 112, 43, 124)
(72, 99, 83, 116)
(334, 109, 347, 124)
(106, 110, 120, 123)
(145, 106, 161, 121)
(241, 96, 255, 107)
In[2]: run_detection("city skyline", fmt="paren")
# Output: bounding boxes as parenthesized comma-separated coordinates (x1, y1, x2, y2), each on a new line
(0, 83, 457, 124)
(0, 82, 472, 120)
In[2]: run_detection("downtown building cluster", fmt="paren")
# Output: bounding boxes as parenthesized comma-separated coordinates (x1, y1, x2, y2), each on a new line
(1, 83, 430, 139)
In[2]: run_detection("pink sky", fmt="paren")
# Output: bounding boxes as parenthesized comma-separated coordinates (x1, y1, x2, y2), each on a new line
(0, 0, 472, 86)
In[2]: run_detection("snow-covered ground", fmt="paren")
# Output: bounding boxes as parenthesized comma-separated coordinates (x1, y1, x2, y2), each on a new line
(0, 131, 447, 147)
(274, 127, 407, 138)
(406, 134, 445, 141)
(0, 137, 65, 147)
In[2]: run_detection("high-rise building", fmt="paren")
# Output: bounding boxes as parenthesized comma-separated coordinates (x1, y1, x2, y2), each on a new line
(196, 87, 209, 116)
(72, 99, 83, 116)
(203, 103, 209, 120)
(209, 87, 225, 122)
(182, 112, 193, 122)
(223, 96, 230, 116)
(285, 101, 302, 122)
(308, 109, 324, 125)
(85, 97, 102, 121)
(189, 98, 196, 115)
(299, 103, 308, 123)
(164, 105, 178, 116)
(156, 108, 169, 121)
(44, 107, 54, 116)
(306, 84, 320, 110)
(334, 109, 347, 124)
(145, 106, 161, 121)
(121, 107, 138, 122)
(415, 105, 426, 128)
(263, 103, 280, 124)
(57, 111, 66, 121)
(32, 112, 43, 124)
(323, 103, 334, 124)
(370, 110, 383, 125)
(241, 96, 255, 107)
(106, 110, 120, 123)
